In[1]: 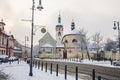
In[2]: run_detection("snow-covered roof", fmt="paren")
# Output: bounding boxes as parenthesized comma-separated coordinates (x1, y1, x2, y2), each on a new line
(14, 47, 21, 50)
(13, 50, 22, 53)
(16, 39, 30, 47)
(0, 55, 8, 58)
(88, 42, 100, 49)
(41, 43, 53, 48)
(64, 29, 80, 36)
(4, 31, 11, 36)
(56, 44, 64, 48)
(89, 51, 97, 54)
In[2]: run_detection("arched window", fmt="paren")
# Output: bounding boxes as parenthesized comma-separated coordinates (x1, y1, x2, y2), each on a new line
(72, 39, 77, 43)
(58, 32, 61, 36)
(65, 40, 68, 43)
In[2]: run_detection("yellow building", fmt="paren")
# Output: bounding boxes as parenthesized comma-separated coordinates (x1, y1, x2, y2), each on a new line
(62, 21, 87, 58)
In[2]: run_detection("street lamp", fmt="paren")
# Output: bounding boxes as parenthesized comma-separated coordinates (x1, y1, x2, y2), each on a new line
(29, 0, 44, 76)
(113, 21, 120, 60)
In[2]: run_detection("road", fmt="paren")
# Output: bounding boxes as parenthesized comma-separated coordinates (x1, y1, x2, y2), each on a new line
(34, 58, 120, 80)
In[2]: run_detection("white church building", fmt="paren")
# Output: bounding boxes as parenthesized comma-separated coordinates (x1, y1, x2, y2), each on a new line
(38, 13, 87, 58)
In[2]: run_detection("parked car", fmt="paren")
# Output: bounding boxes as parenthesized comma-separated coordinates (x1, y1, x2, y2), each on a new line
(0, 55, 8, 63)
(112, 60, 120, 66)
(8, 56, 18, 61)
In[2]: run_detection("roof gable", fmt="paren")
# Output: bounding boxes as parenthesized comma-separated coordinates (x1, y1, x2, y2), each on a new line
(39, 32, 56, 44)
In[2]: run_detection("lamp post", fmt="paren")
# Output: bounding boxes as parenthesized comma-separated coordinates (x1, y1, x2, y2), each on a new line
(29, 0, 44, 76)
(25, 36, 29, 59)
(113, 21, 120, 60)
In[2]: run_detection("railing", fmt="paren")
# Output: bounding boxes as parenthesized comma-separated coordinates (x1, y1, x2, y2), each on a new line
(31, 58, 120, 80)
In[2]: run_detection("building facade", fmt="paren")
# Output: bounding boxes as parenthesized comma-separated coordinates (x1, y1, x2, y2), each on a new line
(0, 20, 14, 57)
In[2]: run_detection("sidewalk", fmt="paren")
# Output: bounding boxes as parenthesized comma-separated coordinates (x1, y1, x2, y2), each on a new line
(0, 70, 8, 80)
(0, 61, 83, 80)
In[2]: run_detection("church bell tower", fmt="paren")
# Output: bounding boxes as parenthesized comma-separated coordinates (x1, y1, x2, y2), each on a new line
(56, 13, 63, 45)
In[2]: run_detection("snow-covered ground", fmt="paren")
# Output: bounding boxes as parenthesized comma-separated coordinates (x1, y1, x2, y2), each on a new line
(0, 59, 120, 80)
(0, 61, 84, 80)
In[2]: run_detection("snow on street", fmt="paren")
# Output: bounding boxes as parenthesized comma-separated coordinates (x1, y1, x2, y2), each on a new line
(0, 59, 120, 80)
(0, 61, 83, 80)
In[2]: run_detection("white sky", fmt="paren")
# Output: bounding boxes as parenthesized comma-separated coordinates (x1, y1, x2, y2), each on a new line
(0, 0, 120, 45)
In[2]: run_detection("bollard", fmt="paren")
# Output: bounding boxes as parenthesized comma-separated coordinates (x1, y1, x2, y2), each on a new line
(45, 62, 47, 72)
(35, 61, 37, 68)
(9, 60, 11, 64)
(98, 76, 101, 80)
(76, 66, 78, 80)
(17, 59, 19, 64)
(50, 63, 52, 74)
(33, 61, 34, 67)
(65, 65, 67, 80)
(56, 64, 58, 76)
(41, 62, 43, 71)
(38, 61, 40, 69)
(92, 69, 95, 80)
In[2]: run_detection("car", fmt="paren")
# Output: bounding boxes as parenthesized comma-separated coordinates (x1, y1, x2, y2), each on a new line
(0, 55, 8, 63)
(8, 56, 18, 61)
(112, 60, 120, 66)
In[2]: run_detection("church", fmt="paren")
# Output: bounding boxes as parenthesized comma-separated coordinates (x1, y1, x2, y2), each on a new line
(38, 14, 86, 58)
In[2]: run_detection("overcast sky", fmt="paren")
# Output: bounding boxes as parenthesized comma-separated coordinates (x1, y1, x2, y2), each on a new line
(0, 0, 120, 45)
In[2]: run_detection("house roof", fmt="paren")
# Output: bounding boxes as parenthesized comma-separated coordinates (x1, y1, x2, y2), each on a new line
(41, 43, 53, 48)
(64, 29, 80, 35)
(39, 32, 56, 42)
(56, 44, 64, 48)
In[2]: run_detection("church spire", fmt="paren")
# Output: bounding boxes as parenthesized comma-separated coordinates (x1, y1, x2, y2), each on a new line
(56, 12, 63, 28)
(58, 12, 61, 23)
(71, 19, 75, 30)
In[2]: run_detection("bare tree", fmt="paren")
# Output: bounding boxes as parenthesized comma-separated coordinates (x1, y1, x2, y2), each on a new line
(75, 28, 90, 60)
(92, 32, 103, 60)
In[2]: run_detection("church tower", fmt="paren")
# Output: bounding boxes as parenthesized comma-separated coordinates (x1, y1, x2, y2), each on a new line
(0, 19, 5, 32)
(71, 19, 75, 31)
(56, 13, 63, 45)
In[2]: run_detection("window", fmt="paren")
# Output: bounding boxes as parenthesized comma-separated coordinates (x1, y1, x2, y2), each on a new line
(59, 49, 61, 51)
(72, 39, 77, 43)
(58, 32, 61, 36)
(2, 38, 4, 45)
(65, 40, 68, 43)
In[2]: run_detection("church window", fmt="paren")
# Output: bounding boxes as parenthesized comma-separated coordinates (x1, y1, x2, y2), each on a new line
(65, 40, 68, 43)
(59, 49, 61, 51)
(72, 39, 77, 43)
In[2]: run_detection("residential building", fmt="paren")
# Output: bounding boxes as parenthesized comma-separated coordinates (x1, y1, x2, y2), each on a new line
(0, 19, 14, 57)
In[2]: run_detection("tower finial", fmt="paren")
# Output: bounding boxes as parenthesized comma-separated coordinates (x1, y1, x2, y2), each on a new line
(58, 11, 61, 23)
(71, 19, 75, 30)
